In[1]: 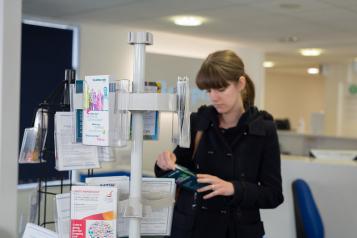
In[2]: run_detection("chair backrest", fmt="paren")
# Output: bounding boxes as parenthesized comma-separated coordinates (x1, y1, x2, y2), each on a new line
(292, 179, 324, 238)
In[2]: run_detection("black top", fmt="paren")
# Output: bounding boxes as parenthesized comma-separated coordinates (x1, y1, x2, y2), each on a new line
(155, 105, 283, 238)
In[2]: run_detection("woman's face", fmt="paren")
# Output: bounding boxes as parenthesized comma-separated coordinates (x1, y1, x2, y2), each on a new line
(206, 80, 243, 114)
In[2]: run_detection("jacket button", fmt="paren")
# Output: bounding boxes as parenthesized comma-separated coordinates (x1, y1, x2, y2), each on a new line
(241, 173, 245, 177)
(226, 153, 232, 157)
(243, 132, 247, 135)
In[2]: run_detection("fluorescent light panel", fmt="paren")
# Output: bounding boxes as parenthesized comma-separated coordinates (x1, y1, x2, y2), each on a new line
(307, 67, 319, 75)
(173, 16, 204, 26)
(263, 61, 275, 68)
(300, 48, 322, 56)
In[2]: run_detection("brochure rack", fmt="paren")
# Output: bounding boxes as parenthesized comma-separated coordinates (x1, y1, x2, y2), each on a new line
(122, 32, 191, 238)
(21, 32, 192, 237)
(38, 104, 68, 228)
(19, 69, 77, 228)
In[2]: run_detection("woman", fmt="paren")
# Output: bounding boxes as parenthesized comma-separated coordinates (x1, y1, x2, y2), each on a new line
(155, 50, 284, 238)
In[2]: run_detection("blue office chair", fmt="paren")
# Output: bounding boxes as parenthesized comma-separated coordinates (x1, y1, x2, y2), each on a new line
(292, 179, 324, 238)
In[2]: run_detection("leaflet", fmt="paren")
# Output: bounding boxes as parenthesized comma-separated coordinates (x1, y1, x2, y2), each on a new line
(85, 176, 175, 236)
(143, 82, 161, 140)
(162, 164, 205, 192)
(55, 193, 70, 238)
(85, 176, 129, 237)
(141, 177, 176, 236)
(70, 186, 117, 238)
(22, 223, 59, 238)
(55, 112, 99, 171)
(82, 75, 114, 146)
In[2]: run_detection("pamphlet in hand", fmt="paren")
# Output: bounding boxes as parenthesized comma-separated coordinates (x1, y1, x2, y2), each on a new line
(162, 165, 204, 192)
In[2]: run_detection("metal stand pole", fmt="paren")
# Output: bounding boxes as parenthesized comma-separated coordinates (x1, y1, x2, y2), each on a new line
(128, 32, 153, 238)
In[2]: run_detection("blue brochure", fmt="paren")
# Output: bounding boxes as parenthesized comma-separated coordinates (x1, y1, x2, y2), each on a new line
(163, 165, 205, 192)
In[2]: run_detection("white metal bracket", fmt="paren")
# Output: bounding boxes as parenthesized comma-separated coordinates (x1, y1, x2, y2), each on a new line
(128, 32, 153, 45)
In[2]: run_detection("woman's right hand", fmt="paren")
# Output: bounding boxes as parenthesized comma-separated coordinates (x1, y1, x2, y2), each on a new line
(156, 150, 177, 171)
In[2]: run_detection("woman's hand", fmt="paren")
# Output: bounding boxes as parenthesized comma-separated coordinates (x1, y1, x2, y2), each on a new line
(196, 174, 234, 199)
(156, 150, 177, 171)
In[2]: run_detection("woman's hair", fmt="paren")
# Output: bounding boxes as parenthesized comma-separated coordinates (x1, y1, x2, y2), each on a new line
(196, 50, 255, 110)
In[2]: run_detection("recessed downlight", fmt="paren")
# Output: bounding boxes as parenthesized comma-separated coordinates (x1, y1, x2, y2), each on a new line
(300, 48, 322, 56)
(307, 67, 319, 75)
(279, 36, 300, 43)
(279, 3, 301, 9)
(172, 16, 205, 26)
(263, 61, 275, 68)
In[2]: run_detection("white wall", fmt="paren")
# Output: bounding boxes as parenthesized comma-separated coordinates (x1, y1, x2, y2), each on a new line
(77, 22, 133, 81)
(324, 64, 348, 136)
(76, 21, 265, 107)
(265, 71, 325, 132)
(147, 30, 266, 108)
(0, 0, 21, 237)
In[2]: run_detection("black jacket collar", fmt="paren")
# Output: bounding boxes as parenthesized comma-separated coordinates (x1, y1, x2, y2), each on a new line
(196, 105, 271, 136)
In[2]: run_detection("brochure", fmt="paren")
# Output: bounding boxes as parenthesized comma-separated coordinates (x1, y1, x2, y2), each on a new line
(70, 186, 117, 238)
(85, 176, 175, 237)
(162, 164, 204, 192)
(143, 82, 161, 140)
(82, 75, 115, 146)
(54, 112, 99, 171)
(85, 176, 129, 237)
(55, 193, 70, 238)
(22, 223, 59, 238)
(141, 177, 176, 236)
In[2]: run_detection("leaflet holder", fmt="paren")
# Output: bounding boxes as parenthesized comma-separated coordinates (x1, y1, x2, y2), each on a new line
(114, 79, 131, 147)
(115, 78, 191, 147)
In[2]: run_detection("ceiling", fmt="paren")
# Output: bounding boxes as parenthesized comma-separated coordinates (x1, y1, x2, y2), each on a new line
(23, 0, 357, 73)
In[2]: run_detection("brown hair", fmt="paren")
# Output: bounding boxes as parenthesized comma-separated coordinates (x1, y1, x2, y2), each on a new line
(196, 50, 255, 110)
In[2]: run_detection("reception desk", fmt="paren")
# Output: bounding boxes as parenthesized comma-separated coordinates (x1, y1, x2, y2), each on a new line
(278, 130, 357, 156)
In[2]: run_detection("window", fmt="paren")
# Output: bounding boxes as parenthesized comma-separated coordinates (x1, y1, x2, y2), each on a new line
(18, 20, 78, 184)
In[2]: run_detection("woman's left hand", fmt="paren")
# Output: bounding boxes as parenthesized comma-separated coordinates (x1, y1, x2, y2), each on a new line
(196, 174, 234, 199)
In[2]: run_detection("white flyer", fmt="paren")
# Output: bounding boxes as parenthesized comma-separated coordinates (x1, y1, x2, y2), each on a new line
(85, 176, 130, 237)
(55, 112, 99, 171)
(55, 193, 70, 238)
(70, 186, 117, 238)
(85, 176, 175, 236)
(141, 177, 176, 236)
(22, 223, 59, 238)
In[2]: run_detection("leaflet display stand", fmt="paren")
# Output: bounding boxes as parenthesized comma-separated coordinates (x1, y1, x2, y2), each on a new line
(19, 69, 78, 229)
(20, 32, 191, 237)
(122, 32, 191, 238)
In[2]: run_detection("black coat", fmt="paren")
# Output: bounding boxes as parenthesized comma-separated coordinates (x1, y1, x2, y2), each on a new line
(156, 106, 284, 238)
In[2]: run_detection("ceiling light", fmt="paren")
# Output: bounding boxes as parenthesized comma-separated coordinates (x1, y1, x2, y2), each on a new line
(172, 16, 204, 26)
(307, 67, 319, 75)
(263, 61, 275, 68)
(300, 48, 322, 56)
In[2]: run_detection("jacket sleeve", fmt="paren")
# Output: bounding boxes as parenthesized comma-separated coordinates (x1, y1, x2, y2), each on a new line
(154, 112, 199, 177)
(231, 121, 284, 209)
